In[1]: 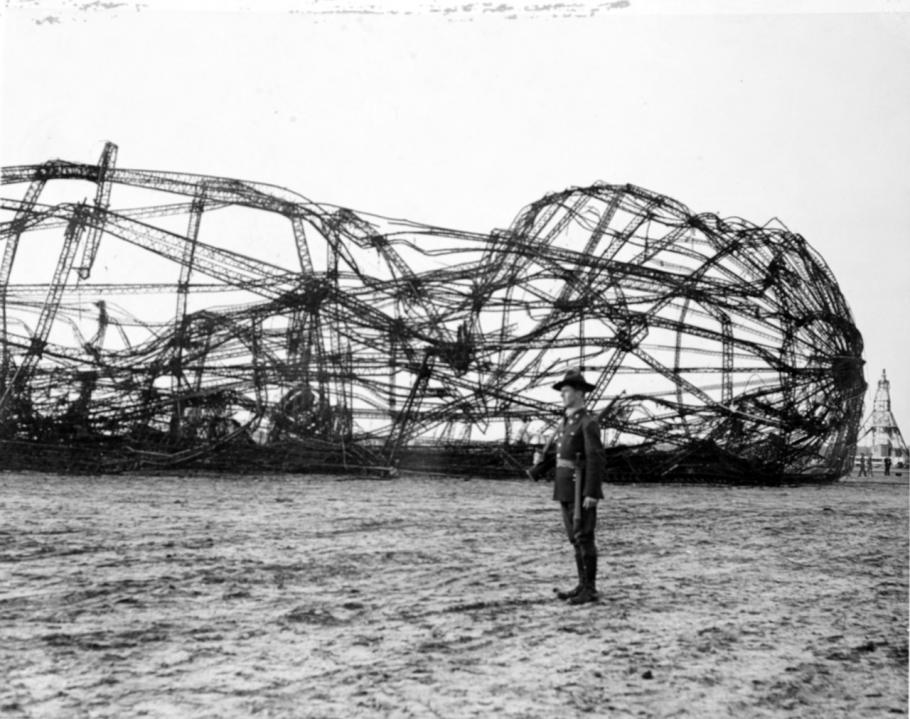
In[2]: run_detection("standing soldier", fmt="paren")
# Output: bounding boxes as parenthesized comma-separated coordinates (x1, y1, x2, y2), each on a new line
(527, 368, 605, 605)
(857, 455, 867, 477)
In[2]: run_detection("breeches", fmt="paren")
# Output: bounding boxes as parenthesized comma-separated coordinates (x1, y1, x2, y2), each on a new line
(560, 501, 597, 557)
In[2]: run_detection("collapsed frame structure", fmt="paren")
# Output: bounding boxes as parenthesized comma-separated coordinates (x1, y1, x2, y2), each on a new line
(0, 143, 865, 480)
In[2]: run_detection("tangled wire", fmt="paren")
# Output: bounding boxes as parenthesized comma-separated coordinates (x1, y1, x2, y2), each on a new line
(0, 143, 865, 480)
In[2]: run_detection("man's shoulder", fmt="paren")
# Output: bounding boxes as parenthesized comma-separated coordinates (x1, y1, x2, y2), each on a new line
(578, 412, 604, 445)
(577, 409, 598, 426)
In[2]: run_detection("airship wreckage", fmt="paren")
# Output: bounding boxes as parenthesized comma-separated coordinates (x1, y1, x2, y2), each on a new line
(0, 144, 865, 481)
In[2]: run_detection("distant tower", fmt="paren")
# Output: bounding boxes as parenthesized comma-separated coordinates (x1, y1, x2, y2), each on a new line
(861, 370, 908, 462)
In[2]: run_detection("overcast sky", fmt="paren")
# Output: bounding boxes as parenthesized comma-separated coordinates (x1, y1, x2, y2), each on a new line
(2, 0, 909, 431)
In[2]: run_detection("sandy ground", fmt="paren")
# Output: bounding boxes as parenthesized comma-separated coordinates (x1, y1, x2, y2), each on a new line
(0, 471, 907, 719)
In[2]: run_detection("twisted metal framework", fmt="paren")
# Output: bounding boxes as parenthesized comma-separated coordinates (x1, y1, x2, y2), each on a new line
(0, 144, 865, 480)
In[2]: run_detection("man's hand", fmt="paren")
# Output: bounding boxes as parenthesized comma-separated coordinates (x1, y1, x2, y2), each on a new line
(532, 451, 543, 465)
(583, 497, 598, 509)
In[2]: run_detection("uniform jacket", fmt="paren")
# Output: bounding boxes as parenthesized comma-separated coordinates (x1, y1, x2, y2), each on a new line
(527, 407, 605, 502)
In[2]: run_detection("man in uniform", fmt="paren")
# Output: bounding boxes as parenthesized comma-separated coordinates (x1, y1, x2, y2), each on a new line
(527, 368, 605, 605)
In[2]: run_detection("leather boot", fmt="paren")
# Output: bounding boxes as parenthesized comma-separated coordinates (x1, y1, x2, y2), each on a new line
(569, 554, 599, 605)
(556, 550, 585, 600)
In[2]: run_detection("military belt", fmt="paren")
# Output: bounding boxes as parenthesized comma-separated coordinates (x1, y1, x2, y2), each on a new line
(556, 458, 577, 468)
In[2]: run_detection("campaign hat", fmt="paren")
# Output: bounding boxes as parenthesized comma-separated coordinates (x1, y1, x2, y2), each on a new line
(553, 367, 596, 392)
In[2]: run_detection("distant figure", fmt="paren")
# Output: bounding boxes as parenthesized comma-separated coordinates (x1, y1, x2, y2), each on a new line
(884, 456, 891, 476)
(857, 455, 867, 477)
(527, 368, 605, 606)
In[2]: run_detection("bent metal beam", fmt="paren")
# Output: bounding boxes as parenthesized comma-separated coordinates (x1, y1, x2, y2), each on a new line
(0, 144, 866, 481)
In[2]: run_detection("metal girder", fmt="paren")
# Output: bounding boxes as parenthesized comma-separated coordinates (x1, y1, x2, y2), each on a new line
(0, 147, 865, 480)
